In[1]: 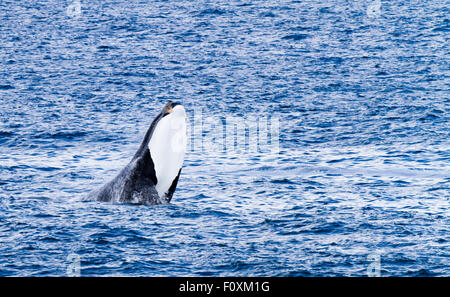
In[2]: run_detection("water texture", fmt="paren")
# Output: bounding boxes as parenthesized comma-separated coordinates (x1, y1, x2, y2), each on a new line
(0, 0, 449, 276)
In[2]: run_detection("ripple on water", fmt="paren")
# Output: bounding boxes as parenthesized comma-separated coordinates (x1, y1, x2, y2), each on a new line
(0, 0, 448, 277)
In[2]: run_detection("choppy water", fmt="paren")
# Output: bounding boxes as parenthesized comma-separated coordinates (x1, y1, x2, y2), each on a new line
(0, 0, 449, 276)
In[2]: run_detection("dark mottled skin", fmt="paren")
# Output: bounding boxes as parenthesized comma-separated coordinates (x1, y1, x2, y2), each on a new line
(88, 102, 182, 205)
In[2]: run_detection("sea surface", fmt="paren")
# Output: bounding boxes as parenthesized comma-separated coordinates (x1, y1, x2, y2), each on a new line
(0, 0, 449, 276)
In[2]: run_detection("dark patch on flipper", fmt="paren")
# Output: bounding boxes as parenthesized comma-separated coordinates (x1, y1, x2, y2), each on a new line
(166, 168, 181, 203)
(122, 150, 160, 204)
(138, 148, 157, 186)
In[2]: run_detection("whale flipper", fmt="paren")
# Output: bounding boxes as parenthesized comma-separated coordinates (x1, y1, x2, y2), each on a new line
(88, 102, 187, 205)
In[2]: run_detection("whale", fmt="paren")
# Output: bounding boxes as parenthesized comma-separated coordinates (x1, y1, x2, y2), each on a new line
(88, 102, 187, 205)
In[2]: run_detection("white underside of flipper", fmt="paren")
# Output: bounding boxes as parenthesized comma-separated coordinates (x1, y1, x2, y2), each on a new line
(148, 105, 187, 199)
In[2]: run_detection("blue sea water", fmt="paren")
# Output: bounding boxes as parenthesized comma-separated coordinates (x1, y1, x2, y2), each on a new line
(0, 0, 449, 276)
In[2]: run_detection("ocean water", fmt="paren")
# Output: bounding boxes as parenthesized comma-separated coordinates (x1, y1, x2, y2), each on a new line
(0, 0, 449, 276)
